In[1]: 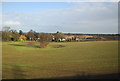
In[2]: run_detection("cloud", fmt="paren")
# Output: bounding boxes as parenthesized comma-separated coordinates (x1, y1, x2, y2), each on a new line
(2, 0, 119, 2)
(3, 21, 21, 26)
(2, 2, 118, 33)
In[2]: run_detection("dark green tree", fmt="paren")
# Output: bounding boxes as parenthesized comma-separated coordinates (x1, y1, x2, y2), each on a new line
(19, 30, 23, 35)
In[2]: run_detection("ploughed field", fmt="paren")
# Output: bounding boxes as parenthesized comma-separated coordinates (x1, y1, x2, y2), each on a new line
(2, 41, 118, 79)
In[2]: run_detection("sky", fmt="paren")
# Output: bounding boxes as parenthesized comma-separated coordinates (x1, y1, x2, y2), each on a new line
(1, 2, 118, 34)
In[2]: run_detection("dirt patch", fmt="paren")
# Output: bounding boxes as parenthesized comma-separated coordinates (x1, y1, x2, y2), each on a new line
(54, 45, 65, 48)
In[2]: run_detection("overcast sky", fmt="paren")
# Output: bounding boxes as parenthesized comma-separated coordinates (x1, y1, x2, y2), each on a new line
(1, 2, 118, 34)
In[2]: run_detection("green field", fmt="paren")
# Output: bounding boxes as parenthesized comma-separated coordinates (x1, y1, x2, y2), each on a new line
(2, 41, 118, 79)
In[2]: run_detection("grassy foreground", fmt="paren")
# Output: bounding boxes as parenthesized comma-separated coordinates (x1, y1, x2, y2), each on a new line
(2, 41, 118, 79)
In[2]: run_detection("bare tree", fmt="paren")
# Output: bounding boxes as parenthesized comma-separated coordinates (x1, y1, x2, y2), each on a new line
(27, 29, 35, 41)
(54, 31, 65, 42)
(39, 33, 52, 48)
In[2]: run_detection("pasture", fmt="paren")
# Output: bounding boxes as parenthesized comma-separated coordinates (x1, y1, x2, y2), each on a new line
(2, 41, 118, 79)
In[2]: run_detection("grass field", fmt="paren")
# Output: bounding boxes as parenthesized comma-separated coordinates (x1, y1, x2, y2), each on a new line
(2, 41, 118, 79)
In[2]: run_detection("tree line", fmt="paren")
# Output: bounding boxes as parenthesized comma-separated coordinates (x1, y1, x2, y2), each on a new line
(1, 27, 119, 48)
(1, 27, 65, 48)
